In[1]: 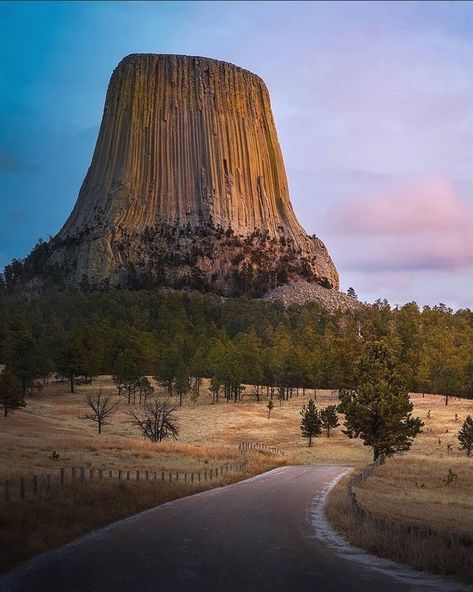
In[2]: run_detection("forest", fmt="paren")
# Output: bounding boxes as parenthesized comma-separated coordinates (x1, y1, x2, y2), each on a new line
(0, 288, 471, 401)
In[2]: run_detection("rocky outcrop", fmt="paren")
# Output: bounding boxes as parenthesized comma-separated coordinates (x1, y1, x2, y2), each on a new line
(263, 278, 362, 311)
(25, 54, 339, 296)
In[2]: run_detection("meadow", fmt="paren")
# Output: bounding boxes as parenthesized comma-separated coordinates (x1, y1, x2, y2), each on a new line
(1, 377, 472, 575)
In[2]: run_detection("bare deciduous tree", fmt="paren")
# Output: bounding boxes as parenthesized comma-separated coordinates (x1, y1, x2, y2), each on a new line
(129, 399, 179, 442)
(82, 391, 119, 434)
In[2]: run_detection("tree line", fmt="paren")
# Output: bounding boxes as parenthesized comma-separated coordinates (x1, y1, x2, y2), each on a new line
(0, 290, 471, 401)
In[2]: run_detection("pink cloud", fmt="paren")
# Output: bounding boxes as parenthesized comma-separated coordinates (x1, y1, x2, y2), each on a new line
(327, 176, 473, 274)
(332, 177, 471, 236)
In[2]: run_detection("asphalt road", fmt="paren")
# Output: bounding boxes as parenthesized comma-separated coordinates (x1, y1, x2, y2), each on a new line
(0, 466, 459, 592)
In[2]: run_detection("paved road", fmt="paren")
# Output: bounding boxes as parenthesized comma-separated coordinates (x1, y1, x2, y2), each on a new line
(0, 466, 458, 592)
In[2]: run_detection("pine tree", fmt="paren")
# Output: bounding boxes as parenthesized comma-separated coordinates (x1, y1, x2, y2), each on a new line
(300, 398, 322, 447)
(208, 376, 221, 404)
(458, 415, 473, 457)
(338, 340, 423, 461)
(175, 363, 191, 406)
(320, 405, 340, 437)
(0, 368, 26, 417)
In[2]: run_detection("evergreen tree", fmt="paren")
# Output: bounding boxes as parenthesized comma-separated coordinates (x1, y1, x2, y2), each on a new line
(300, 398, 322, 447)
(338, 341, 423, 461)
(56, 335, 85, 393)
(320, 405, 340, 437)
(112, 348, 145, 404)
(208, 376, 221, 404)
(5, 334, 50, 395)
(175, 363, 191, 406)
(347, 287, 358, 300)
(458, 415, 473, 457)
(0, 368, 26, 417)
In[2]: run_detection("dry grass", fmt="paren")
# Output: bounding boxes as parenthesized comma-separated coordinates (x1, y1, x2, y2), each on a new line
(0, 449, 285, 571)
(326, 473, 473, 583)
(1, 382, 472, 481)
(354, 455, 473, 536)
(2, 378, 473, 576)
(324, 392, 473, 582)
(0, 381, 376, 482)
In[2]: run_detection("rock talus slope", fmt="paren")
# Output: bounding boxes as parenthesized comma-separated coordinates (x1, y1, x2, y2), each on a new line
(41, 54, 339, 296)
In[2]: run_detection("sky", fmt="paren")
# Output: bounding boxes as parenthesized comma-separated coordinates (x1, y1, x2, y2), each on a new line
(0, 1, 472, 308)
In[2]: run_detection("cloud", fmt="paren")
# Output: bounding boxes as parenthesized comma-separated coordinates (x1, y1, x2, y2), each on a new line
(327, 176, 473, 274)
(331, 177, 471, 236)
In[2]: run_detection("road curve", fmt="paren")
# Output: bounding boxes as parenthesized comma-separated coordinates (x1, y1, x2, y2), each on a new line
(0, 466, 453, 592)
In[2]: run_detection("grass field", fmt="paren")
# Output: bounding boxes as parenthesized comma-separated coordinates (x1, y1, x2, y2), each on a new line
(325, 392, 473, 582)
(1, 377, 472, 575)
(0, 448, 284, 571)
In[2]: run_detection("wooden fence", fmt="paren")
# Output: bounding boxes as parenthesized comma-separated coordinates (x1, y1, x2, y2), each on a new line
(1, 440, 284, 503)
(239, 442, 285, 456)
(347, 455, 473, 549)
(1, 462, 246, 503)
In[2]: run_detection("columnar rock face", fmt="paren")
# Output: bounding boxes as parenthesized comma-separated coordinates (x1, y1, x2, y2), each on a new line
(38, 54, 339, 295)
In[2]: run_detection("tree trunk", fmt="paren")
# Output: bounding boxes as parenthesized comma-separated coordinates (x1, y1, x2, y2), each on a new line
(98, 421, 102, 434)
(70, 375, 74, 394)
(445, 395, 449, 406)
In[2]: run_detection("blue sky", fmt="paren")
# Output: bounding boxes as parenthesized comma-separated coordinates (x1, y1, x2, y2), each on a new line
(1, 1, 472, 307)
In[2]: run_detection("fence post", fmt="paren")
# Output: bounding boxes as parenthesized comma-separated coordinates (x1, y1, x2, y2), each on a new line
(136, 470, 140, 482)
(72, 467, 77, 481)
(210, 469, 213, 479)
(47, 474, 51, 491)
(80, 467, 85, 483)
(118, 470, 122, 480)
(216, 468, 219, 478)
(184, 473, 187, 483)
(4, 480, 10, 502)
(20, 477, 26, 499)
(198, 472, 201, 482)
(108, 470, 112, 479)
(89, 469, 94, 480)
(154, 471, 157, 481)
(204, 470, 207, 481)
(33, 475, 38, 494)
(169, 471, 172, 481)
(126, 471, 130, 481)
(146, 470, 149, 481)
(99, 469, 103, 480)
(162, 471, 165, 481)
(176, 471, 179, 481)
(60, 468, 65, 486)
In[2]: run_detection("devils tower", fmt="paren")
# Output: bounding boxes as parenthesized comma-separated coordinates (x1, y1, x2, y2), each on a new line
(26, 54, 339, 296)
